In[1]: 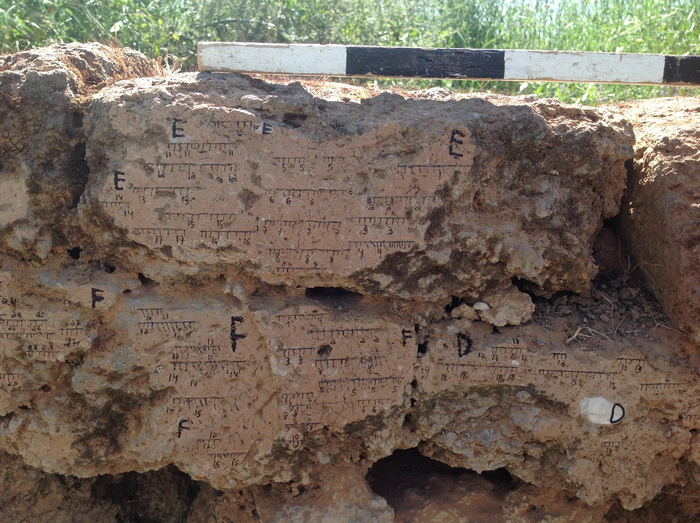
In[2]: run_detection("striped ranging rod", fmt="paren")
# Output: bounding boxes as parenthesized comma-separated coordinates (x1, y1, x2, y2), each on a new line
(198, 42, 700, 85)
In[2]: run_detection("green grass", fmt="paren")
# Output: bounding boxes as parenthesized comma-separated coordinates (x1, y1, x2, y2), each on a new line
(1, 0, 699, 104)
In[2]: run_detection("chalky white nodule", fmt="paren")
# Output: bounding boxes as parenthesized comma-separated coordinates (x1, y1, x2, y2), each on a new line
(580, 396, 625, 425)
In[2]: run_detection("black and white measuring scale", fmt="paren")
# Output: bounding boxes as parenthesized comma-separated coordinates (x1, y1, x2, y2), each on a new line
(198, 42, 700, 85)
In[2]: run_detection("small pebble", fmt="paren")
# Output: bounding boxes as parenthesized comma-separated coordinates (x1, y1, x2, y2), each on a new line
(473, 301, 489, 311)
(556, 305, 573, 316)
(553, 295, 569, 306)
(620, 287, 639, 301)
(600, 314, 610, 323)
(453, 318, 473, 331)
(450, 303, 479, 321)
(572, 296, 594, 307)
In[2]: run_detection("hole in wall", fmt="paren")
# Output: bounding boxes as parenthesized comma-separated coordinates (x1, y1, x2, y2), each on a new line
(367, 448, 521, 517)
(443, 296, 462, 314)
(417, 342, 428, 356)
(68, 141, 90, 209)
(103, 263, 116, 274)
(67, 247, 82, 260)
(510, 276, 542, 298)
(623, 158, 636, 183)
(138, 273, 157, 286)
(480, 468, 519, 493)
(304, 287, 363, 303)
(72, 110, 84, 130)
(65, 351, 85, 367)
(367, 449, 469, 494)
(317, 344, 332, 358)
(603, 212, 622, 233)
(282, 112, 308, 128)
(90, 464, 201, 522)
(593, 214, 629, 280)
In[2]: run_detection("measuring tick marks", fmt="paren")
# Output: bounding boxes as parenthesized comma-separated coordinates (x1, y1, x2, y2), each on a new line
(92, 111, 475, 278)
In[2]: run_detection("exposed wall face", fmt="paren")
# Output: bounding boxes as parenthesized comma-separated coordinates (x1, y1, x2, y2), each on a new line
(0, 43, 163, 260)
(81, 73, 631, 301)
(1, 44, 700, 521)
(620, 98, 700, 343)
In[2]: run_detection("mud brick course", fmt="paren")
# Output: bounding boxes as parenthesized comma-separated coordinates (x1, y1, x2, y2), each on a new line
(1, 43, 700, 522)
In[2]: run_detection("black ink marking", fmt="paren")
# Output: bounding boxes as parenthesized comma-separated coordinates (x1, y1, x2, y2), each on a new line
(457, 332, 472, 357)
(91, 288, 104, 309)
(177, 418, 190, 438)
(113, 170, 126, 191)
(450, 129, 465, 144)
(230, 316, 246, 353)
(402, 329, 413, 347)
(610, 403, 625, 424)
(449, 129, 466, 158)
(262, 122, 273, 134)
(172, 118, 186, 138)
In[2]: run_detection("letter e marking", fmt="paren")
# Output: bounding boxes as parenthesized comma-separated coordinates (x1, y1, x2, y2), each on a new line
(172, 118, 186, 138)
(113, 171, 126, 191)
(449, 129, 466, 158)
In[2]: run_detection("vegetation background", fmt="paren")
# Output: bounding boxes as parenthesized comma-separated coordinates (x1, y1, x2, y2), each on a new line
(1, 0, 699, 104)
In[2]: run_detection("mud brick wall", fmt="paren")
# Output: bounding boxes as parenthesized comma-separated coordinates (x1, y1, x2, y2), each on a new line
(1, 43, 700, 522)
